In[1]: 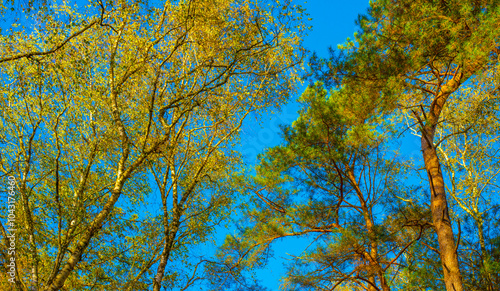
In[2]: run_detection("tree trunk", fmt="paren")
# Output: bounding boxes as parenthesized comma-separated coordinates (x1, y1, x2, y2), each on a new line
(347, 169, 390, 291)
(475, 214, 493, 291)
(421, 132, 464, 291)
(152, 219, 180, 291)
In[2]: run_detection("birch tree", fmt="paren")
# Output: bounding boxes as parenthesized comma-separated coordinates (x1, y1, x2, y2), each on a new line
(0, 0, 305, 289)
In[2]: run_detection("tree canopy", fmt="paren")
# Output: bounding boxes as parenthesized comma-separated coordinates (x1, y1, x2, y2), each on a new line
(0, 0, 304, 289)
(1, 0, 499, 290)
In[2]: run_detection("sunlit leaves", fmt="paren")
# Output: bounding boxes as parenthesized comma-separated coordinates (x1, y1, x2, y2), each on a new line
(0, 0, 305, 289)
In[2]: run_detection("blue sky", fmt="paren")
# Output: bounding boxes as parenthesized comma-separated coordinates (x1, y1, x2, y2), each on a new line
(0, 1, 371, 289)
(238, 1, 372, 289)
(3, 1, 498, 290)
(240, 0, 371, 165)
(237, 2, 500, 289)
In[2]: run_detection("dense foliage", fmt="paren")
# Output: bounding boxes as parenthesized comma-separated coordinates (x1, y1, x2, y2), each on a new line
(215, 0, 500, 290)
(0, 0, 499, 290)
(0, 0, 304, 290)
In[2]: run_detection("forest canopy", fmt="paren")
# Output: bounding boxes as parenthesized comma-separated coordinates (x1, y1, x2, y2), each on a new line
(0, 0, 499, 290)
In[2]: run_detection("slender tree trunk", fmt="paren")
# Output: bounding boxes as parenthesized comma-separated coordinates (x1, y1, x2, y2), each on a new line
(476, 217, 487, 257)
(21, 182, 39, 291)
(153, 161, 181, 291)
(379, 272, 390, 291)
(347, 169, 390, 291)
(152, 219, 180, 291)
(475, 214, 493, 291)
(421, 131, 463, 291)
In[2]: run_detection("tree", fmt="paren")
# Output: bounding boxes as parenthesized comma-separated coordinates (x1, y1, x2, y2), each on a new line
(210, 83, 431, 290)
(310, 1, 500, 289)
(435, 61, 500, 290)
(0, 0, 305, 289)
